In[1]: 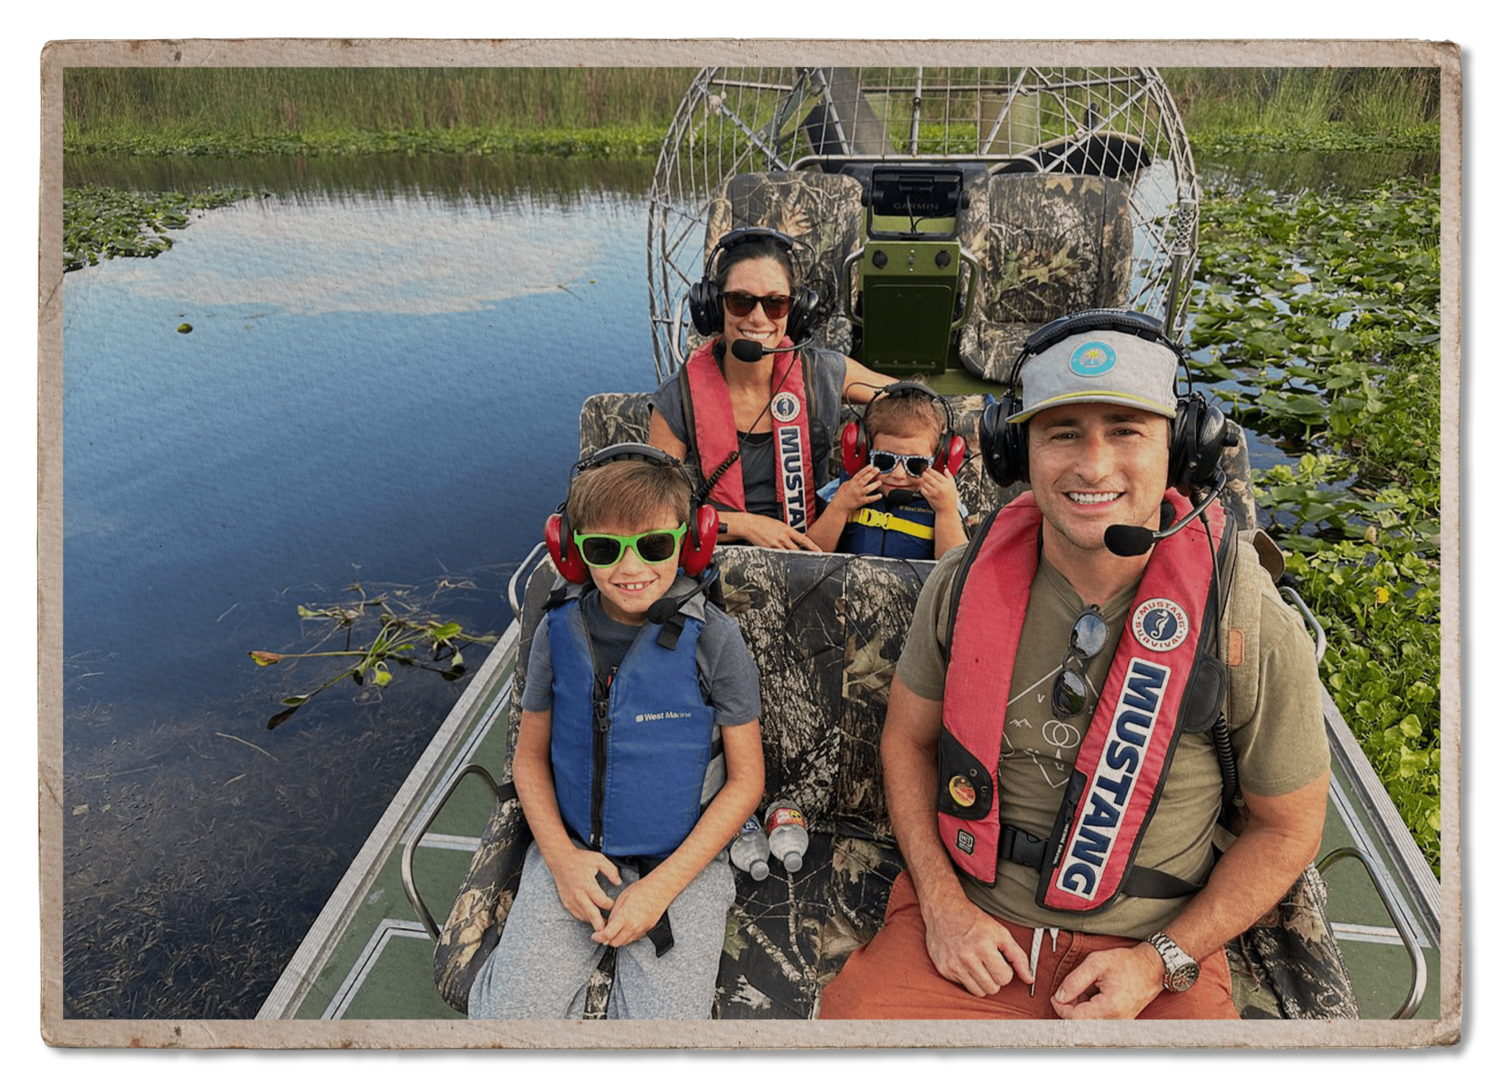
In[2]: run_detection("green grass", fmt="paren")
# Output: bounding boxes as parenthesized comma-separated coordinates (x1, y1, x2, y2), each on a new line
(64, 67, 696, 143)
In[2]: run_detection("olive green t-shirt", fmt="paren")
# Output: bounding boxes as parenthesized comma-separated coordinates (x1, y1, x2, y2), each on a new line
(896, 534, 1329, 939)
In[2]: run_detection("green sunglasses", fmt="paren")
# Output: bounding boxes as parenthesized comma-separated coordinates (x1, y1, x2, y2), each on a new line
(572, 524, 688, 568)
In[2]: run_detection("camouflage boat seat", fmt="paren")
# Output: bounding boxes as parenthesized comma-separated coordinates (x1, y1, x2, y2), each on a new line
(965, 174, 1136, 382)
(431, 538, 1356, 1020)
(576, 391, 1020, 530)
(701, 171, 866, 357)
(432, 396, 1350, 1019)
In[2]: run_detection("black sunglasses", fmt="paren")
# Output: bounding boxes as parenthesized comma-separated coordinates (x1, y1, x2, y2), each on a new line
(1051, 605, 1108, 718)
(723, 291, 792, 320)
(572, 525, 687, 569)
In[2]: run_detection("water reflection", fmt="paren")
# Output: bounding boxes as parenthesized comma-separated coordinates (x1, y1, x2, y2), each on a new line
(63, 181, 656, 1018)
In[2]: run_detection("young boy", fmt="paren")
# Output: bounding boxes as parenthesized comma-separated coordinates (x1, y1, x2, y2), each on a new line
(468, 452, 764, 1020)
(809, 386, 968, 558)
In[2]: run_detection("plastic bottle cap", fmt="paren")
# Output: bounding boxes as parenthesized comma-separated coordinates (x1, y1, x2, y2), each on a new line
(751, 860, 769, 880)
(784, 852, 803, 873)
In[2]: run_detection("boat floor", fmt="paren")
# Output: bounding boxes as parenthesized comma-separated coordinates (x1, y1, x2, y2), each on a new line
(260, 622, 1441, 1022)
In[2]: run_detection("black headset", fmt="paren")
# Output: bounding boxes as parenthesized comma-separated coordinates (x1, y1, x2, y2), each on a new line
(545, 443, 719, 585)
(688, 226, 818, 344)
(841, 381, 967, 477)
(979, 308, 1230, 494)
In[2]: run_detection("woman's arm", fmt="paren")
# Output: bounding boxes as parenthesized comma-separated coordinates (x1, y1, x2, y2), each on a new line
(841, 355, 897, 404)
(647, 406, 690, 461)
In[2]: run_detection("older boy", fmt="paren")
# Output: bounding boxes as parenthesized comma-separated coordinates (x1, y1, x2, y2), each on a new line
(809, 384, 968, 558)
(469, 450, 764, 1019)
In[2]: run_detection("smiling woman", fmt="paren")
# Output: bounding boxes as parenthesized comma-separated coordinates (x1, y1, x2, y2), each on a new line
(646, 228, 891, 550)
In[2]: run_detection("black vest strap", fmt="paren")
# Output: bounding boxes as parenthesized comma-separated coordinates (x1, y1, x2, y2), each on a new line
(997, 826, 1203, 901)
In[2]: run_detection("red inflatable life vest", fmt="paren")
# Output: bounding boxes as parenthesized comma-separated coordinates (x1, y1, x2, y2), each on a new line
(682, 339, 818, 532)
(939, 490, 1230, 914)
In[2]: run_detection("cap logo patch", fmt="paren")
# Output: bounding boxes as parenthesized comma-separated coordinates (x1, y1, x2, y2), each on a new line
(1132, 598, 1189, 652)
(1070, 340, 1117, 377)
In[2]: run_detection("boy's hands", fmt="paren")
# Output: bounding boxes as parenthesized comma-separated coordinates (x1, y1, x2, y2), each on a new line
(549, 845, 622, 932)
(593, 871, 675, 948)
(828, 464, 884, 516)
(913, 464, 961, 514)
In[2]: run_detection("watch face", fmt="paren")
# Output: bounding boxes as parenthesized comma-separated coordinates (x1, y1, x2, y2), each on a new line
(1167, 962, 1200, 992)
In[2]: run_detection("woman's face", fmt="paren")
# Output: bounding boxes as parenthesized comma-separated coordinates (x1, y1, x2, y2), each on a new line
(721, 256, 793, 354)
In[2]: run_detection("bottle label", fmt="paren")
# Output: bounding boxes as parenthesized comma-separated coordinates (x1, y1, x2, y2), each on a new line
(767, 805, 806, 830)
(739, 815, 763, 835)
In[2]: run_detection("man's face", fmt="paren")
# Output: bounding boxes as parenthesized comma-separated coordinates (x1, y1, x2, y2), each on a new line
(1026, 402, 1171, 564)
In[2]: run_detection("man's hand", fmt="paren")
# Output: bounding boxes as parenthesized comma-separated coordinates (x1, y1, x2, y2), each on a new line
(922, 894, 1034, 997)
(1050, 942, 1162, 1020)
(547, 846, 621, 932)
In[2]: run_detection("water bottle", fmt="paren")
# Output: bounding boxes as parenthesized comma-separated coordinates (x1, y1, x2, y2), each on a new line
(765, 798, 809, 874)
(729, 815, 771, 881)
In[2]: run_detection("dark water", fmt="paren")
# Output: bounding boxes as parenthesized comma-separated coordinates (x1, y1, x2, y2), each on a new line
(62, 162, 663, 1017)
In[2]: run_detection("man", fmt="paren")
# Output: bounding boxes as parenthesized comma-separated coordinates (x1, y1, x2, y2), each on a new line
(818, 313, 1330, 1020)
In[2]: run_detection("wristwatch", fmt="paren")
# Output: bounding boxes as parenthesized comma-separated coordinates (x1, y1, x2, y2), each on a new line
(1147, 931, 1200, 993)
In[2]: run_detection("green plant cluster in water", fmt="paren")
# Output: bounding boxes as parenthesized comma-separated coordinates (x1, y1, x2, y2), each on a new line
(1190, 176, 1442, 875)
(63, 185, 251, 272)
(63, 125, 667, 161)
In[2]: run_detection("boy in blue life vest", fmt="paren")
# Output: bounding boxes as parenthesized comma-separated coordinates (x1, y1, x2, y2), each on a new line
(807, 382, 969, 558)
(468, 445, 764, 1020)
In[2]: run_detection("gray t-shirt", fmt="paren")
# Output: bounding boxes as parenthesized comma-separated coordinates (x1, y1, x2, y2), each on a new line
(651, 346, 846, 518)
(522, 591, 762, 730)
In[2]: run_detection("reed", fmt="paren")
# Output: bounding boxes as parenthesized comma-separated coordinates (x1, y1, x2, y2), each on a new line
(64, 67, 697, 142)
(1162, 67, 1440, 135)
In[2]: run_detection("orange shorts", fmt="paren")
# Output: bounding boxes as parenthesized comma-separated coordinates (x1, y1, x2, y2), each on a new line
(818, 871, 1238, 1020)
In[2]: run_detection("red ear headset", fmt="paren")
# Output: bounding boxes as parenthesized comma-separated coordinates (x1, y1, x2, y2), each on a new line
(978, 309, 1230, 494)
(841, 382, 966, 478)
(545, 443, 719, 585)
(688, 226, 818, 345)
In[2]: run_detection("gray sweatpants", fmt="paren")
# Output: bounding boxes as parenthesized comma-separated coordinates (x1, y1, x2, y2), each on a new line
(467, 840, 734, 1019)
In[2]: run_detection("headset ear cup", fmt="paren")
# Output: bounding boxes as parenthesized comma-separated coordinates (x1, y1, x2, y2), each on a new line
(841, 420, 867, 476)
(681, 505, 718, 577)
(546, 513, 589, 585)
(786, 287, 817, 343)
(943, 435, 966, 476)
(980, 397, 1027, 487)
(1168, 394, 1229, 493)
(688, 279, 721, 338)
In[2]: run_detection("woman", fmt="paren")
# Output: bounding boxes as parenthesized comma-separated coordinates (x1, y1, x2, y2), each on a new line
(648, 229, 891, 550)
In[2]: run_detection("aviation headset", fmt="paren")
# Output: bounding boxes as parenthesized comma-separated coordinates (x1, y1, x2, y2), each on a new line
(688, 226, 819, 344)
(841, 381, 967, 477)
(545, 443, 719, 585)
(979, 308, 1230, 494)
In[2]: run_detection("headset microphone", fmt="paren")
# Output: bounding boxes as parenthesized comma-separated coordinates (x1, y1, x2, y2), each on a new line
(1103, 470, 1229, 557)
(729, 336, 815, 363)
(645, 566, 721, 625)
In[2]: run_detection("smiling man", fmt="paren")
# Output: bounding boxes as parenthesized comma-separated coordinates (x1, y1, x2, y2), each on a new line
(818, 311, 1331, 1020)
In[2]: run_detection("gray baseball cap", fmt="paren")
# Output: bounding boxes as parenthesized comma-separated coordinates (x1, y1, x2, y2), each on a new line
(1007, 330, 1179, 424)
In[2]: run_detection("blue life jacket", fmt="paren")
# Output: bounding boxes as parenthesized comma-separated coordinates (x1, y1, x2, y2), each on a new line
(546, 578, 722, 860)
(835, 481, 939, 560)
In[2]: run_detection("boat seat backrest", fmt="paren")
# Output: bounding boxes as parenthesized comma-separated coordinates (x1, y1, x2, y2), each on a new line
(962, 174, 1136, 382)
(578, 390, 1021, 527)
(701, 171, 866, 356)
